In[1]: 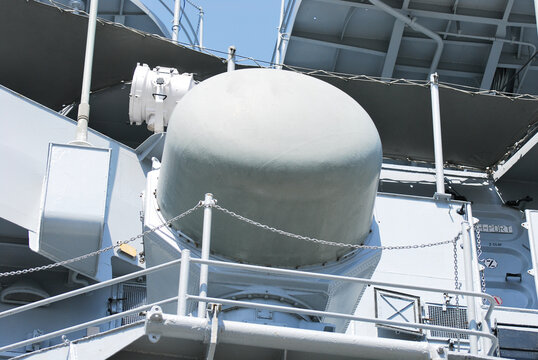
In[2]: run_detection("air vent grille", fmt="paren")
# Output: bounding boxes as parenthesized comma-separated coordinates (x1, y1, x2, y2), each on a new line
(121, 283, 146, 325)
(427, 304, 468, 339)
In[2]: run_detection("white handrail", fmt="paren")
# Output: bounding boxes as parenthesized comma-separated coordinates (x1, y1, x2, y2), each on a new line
(0, 258, 181, 320)
(0, 253, 498, 356)
(187, 295, 499, 355)
(188, 257, 496, 321)
(0, 296, 178, 353)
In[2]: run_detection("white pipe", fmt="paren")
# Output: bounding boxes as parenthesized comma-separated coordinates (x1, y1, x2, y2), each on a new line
(172, 0, 181, 41)
(466, 204, 494, 356)
(177, 249, 191, 316)
(429, 72, 446, 197)
(0, 297, 177, 353)
(187, 294, 498, 349)
(74, 0, 99, 144)
(227, 46, 236, 72)
(198, 193, 214, 317)
(275, 0, 285, 68)
(147, 315, 437, 360)
(461, 222, 479, 355)
(192, 257, 496, 320)
(465, 205, 483, 303)
(369, 0, 443, 76)
(199, 8, 204, 49)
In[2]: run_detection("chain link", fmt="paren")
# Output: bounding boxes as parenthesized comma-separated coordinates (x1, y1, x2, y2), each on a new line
(453, 238, 460, 292)
(1, 200, 464, 278)
(475, 226, 488, 303)
(453, 237, 462, 350)
(0, 203, 203, 278)
(213, 204, 461, 250)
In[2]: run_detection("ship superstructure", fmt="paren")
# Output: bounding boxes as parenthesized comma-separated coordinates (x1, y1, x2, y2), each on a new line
(1, 1, 538, 359)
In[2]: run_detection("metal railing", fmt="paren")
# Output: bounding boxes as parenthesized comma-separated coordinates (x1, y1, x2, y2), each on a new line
(0, 195, 499, 356)
(0, 253, 498, 355)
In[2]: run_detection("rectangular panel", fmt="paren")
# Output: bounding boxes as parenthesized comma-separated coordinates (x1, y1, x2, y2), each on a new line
(30, 143, 111, 278)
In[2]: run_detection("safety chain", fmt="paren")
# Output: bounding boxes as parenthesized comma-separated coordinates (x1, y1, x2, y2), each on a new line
(1, 200, 463, 278)
(213, 204, 461, 250)
(453, 237, 462, 350)
(475, 226, 488, 303)
(0, 203, 203, 278)
(453, 238, 461, 292)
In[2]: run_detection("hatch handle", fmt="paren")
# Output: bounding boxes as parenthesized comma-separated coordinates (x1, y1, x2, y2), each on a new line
(505, 273, 522, 282)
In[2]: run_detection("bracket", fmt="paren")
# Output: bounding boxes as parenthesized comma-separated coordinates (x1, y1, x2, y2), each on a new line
(146, 305, 164, 343)
(206, 303, 221, 360)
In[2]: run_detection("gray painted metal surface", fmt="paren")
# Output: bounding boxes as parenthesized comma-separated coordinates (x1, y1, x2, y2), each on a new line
(525, 210, 538, 300)
(30, 144, 110, 278)
(157, 68, 382, 266)
(1, 1, 538, 357)
(283, 0, 538, 94)
(0, 85, 147, 281)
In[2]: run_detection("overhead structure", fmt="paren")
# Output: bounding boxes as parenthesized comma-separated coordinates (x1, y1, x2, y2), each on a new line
(281, 0, 538, 94)
(1, 0, 537, 170)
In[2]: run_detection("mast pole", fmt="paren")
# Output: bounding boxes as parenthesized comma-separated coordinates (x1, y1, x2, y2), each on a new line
(74, 0, 99, 144)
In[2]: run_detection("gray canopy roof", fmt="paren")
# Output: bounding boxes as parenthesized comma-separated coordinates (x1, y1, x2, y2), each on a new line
(1, 0, 537, 169)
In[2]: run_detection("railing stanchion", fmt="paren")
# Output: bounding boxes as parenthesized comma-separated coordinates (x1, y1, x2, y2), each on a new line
(462, 221, 479, 355)
(177, 249, 191, 316)
(198, 193, 215, 317)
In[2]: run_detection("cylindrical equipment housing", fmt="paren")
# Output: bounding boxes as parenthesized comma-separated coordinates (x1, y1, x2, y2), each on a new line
(157, 69, 381, 267)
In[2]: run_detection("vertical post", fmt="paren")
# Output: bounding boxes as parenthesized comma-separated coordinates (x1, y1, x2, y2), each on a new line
(177, 249, 191, 316)
(275, 0, 285, 68)
(172, 0, 181, 41)
(430, 73, 448, 199)
(466, 204, 494, 356)
(227, 46, 236, 72)
(199, 8, 204, 49)
(198, 193, 215, 318)
(461, 222, 479, 355)
(74, 0, 99, 144)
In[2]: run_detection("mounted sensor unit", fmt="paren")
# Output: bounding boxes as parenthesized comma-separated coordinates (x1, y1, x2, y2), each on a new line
(129, 63, 195, 133)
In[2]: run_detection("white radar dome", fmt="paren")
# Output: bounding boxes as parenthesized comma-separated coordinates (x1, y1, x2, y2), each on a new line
(157, 68, 382, 267)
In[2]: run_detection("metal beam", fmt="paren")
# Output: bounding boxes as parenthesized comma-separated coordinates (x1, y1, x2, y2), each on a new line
(368, 0, 443, 76)
(313, 0, 537, 28)
(493, 130, 538, 180)
(291, 35, 386, 57)
(480, 0, 514, 90)
(498, 63, 538, 71)
(381, 0, 409, 79)
(481, 41, 504, 89)
(332, 7, 357, 71)
(442, 0, 459, 40)
(395, 65, 482, 79)
(404, 35, 490, 49)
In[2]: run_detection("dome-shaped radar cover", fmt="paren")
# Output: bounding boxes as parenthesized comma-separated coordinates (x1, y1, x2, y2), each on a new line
(157, 68, 382, 267)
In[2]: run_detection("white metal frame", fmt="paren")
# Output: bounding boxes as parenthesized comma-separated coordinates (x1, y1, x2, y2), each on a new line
(0, 196, 499, 356)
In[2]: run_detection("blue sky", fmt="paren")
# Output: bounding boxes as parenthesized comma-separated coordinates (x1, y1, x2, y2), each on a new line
(176, 0, 282, 64)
